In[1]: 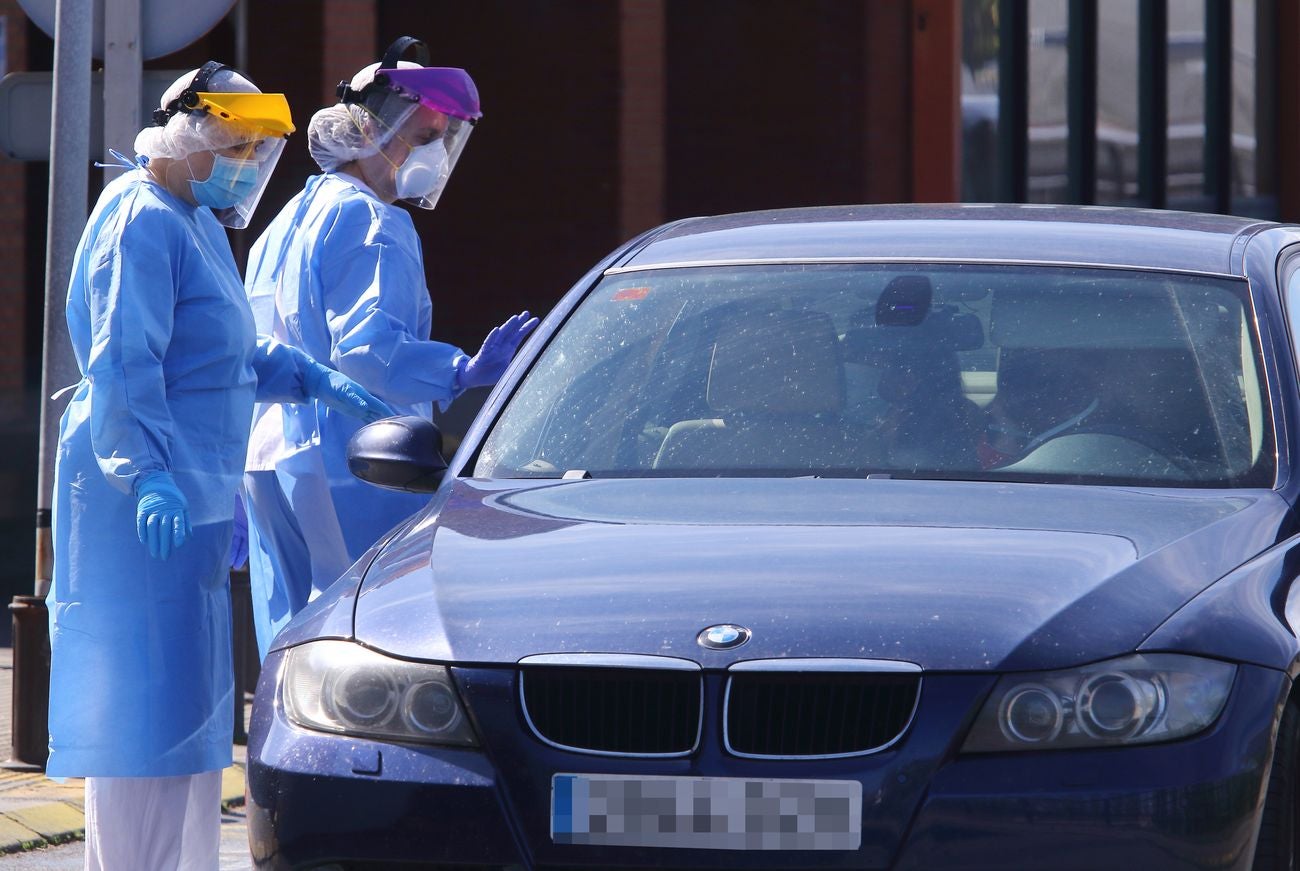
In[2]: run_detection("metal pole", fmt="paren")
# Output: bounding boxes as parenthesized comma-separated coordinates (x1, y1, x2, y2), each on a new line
(235, 0, 249, 72)
(1254, 0, 1277, 211)
(1138, 0, 1168, 209)
(229, 0, 250, 268)
(1203, 0, 1232, 214)
(36, 0, 91, 598)
(103, 0, 142, 179)
(5, 0, 94, 772)
(1067, 0, 1098, 204)
(997, 0, 1029, 202)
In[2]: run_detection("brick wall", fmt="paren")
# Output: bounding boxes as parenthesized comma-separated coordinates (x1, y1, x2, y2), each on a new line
(322, 0, 377, 106)
(619, 0, 665, 240)
(664, 0, 873, 217)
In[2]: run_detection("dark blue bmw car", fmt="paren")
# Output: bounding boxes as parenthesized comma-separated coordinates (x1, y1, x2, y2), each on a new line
(248, 205, 1300, 870)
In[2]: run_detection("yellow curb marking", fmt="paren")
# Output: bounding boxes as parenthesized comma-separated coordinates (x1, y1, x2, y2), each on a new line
(0, 815, 45, 853)
(0, 764, 245, 853)
(6, 801, 84, 841)
(221, 765, 246, 807)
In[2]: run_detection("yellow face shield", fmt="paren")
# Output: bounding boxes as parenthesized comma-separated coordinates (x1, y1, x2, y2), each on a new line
(196, 92, 295, 137)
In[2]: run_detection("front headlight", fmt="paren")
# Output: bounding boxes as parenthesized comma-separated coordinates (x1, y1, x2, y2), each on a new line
(281, 640, 478, 747)
(962, 653, 1235, 753)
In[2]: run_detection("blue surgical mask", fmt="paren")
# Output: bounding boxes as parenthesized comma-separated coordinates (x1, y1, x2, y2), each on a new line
(190, 154, 260, 209)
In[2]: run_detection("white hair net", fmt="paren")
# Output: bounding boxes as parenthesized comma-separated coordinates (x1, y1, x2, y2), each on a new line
(135, 67, 265, 161)
(307, 60, 422, 172)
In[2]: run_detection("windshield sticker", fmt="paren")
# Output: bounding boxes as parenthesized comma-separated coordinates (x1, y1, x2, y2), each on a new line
(612, 286, 651, 301)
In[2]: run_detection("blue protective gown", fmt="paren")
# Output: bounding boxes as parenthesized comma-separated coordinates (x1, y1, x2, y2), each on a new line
(243, 172, 465, 658)
(47, 167, 319, 778)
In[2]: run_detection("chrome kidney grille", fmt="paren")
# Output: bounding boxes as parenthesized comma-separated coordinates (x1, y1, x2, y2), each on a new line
(724, 669, 921, 758)
(521, 665, 702, 757)
(519, 656, 920, 759)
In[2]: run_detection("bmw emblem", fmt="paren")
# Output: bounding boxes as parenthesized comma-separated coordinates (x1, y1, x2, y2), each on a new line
(698, 624, 751, 650)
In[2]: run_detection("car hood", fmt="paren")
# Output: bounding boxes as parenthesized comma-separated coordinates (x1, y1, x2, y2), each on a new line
(352, 478, 1288, 670)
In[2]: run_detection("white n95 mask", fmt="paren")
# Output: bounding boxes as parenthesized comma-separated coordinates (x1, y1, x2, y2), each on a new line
(395, 139, 448, 200)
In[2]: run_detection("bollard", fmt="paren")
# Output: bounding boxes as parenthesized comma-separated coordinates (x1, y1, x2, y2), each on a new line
(5, 595, 50, 770)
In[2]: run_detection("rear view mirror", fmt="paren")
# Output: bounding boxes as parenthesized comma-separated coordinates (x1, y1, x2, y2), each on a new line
(346, 416, 448, 493)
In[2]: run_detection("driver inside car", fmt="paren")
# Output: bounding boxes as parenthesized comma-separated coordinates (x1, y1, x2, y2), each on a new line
(977, 350, 1101, 469)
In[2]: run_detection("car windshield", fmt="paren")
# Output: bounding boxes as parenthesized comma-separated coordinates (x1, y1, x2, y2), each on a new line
(475, 264, 1273, 487)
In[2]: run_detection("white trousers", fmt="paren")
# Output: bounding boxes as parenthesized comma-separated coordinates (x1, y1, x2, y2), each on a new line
(83, 770, 221, 871)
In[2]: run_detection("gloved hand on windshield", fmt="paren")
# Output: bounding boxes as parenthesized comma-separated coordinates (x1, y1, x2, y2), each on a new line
(457, 311, 540, 390)
(304, 362, 396, 422)
(135, 471, 191, 560)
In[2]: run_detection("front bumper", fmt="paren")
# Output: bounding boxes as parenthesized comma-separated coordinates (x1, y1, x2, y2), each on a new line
(247, 652, 1288, 871)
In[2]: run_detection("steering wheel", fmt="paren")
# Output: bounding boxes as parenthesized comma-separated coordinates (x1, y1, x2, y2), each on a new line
(998, 429, 1199, 480)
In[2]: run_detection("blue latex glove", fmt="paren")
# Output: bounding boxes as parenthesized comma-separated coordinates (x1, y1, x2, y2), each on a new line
(457, 311, 540, 390)
(304, 362, 396, 422)
(135, 471, 191, 560)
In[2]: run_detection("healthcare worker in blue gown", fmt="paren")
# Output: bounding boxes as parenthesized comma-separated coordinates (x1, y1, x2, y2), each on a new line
(47, 64, 392, 870)
(243, 37, 536, 659)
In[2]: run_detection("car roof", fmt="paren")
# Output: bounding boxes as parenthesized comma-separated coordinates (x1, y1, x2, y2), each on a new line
(617, 204, 1276, 278)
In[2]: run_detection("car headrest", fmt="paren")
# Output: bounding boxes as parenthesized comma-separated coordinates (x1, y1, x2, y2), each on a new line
(708, 309, 845, 415)
(842, 307, 984, 362)
(876, 348, 967, 404)
(990, 286, 1196, 349)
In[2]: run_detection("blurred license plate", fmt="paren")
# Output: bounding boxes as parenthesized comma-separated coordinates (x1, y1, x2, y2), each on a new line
(551, 773, 861, 850)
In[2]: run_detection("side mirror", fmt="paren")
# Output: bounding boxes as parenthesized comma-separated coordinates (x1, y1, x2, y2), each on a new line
(346, 415, 448, 493)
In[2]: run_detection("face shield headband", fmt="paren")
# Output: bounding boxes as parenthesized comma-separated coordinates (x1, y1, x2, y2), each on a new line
(336, 37, 482, 123)
(337, 37, 481, 210)
(151, 62, 293, 134)
(371, 67, 481, 121)
(153, 61, 295, 228)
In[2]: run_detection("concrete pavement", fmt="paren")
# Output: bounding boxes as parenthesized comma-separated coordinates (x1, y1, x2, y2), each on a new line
(0, 647, 249, 855)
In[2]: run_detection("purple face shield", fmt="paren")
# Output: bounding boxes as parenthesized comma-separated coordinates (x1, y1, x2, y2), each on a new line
(378, 67, 482, 122)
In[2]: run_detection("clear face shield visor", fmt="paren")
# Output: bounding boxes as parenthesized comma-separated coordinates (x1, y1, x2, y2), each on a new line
(188, 135, 288, 229)
(388, 115, 473, 210)
(351, 66, 481, 210)
(187, 92, 294, 228)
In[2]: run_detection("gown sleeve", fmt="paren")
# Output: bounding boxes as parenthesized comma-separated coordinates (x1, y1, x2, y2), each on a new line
(249, 336, 317, 403)
(316, 200, 467, 409)
(82, 201, 182, 496)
